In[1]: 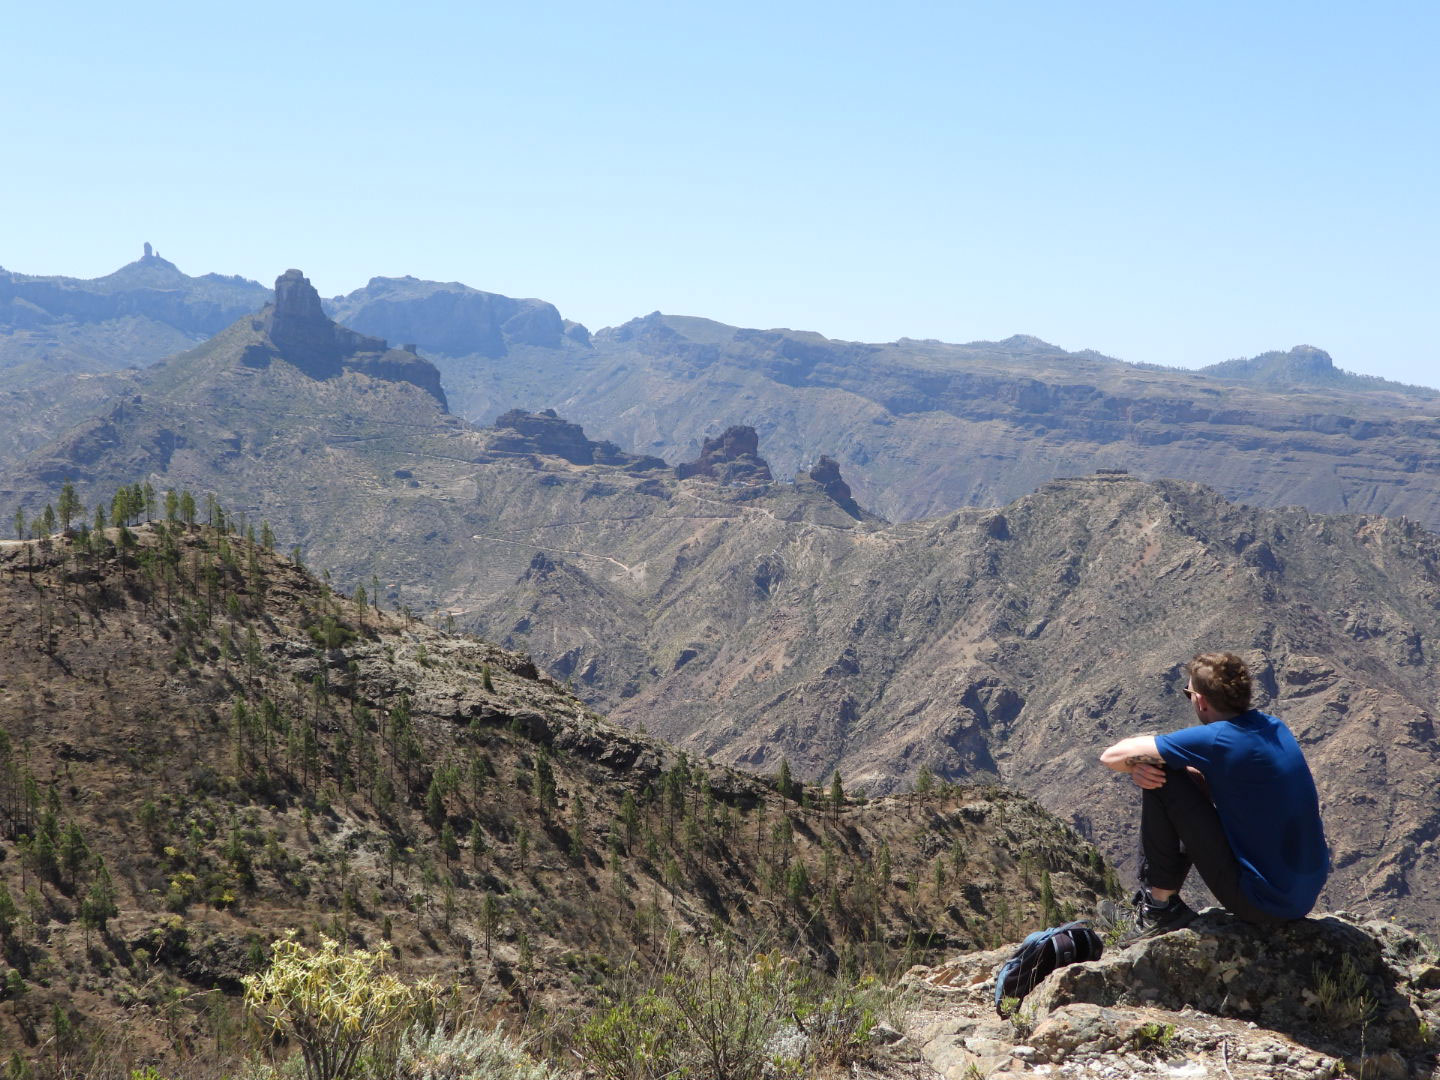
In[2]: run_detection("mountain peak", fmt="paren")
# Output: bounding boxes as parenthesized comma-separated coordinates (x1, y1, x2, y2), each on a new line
(1199, 345, 1341, 387)
(93, 244, 188, 289)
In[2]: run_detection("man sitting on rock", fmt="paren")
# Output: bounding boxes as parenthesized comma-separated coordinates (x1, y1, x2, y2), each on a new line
(1098, 651, 1328, 939)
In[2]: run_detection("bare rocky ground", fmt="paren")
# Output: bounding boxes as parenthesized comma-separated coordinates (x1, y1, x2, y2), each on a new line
(864, 910, 1440, 1080)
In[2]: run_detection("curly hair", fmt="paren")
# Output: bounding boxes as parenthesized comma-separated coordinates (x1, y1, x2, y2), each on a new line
(1187, 651, 1253, 715)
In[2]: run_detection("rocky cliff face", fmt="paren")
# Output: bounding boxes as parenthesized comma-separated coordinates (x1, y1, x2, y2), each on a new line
(323, 275, 598, 427)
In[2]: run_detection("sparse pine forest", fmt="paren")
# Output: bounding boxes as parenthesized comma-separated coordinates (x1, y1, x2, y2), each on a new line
(0, 481, 1115, 1078)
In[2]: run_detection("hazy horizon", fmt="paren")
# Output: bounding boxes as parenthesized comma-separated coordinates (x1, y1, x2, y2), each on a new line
(4, 1, 1435, 388)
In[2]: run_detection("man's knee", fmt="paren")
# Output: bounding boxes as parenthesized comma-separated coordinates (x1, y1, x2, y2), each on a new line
(1149, 766, 1210, 807)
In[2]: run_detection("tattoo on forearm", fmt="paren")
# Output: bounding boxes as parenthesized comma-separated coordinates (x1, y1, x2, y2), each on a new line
(1124, 754, 1163, 768)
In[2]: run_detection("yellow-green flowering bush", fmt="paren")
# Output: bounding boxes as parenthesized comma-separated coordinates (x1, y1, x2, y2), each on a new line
(242, 932, 441, 1080)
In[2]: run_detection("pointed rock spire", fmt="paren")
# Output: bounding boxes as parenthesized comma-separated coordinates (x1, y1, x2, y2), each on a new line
(273, 269, 327, 324)
(801, 455, 863, 519)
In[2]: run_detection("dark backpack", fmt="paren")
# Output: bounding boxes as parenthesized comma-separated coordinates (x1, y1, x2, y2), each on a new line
(993, 921, 1104, 1015)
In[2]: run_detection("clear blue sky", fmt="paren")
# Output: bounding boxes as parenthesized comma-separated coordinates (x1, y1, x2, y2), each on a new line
(3, 1, 1436, 387)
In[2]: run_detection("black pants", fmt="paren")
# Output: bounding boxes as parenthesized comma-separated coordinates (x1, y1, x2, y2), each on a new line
(1139, 766, 1285, 925)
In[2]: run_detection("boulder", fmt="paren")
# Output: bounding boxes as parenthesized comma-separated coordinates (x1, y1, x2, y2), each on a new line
(1026, 911, 1426, 1054)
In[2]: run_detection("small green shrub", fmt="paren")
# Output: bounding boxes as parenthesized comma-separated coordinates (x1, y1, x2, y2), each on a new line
(1311, 954, 1378, 1028)
(576, 937, 901, 1080)
(1132, 1021, 1175, 1055)
(999, 996, 1035, 1038)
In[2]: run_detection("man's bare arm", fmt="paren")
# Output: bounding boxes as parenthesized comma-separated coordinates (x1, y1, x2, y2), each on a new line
(1101, 735, 1169, 790)
(1099, 735, 1163, 772)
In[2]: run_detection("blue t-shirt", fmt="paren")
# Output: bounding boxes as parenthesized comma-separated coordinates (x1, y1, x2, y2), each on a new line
(1155, 711, 1328, 918)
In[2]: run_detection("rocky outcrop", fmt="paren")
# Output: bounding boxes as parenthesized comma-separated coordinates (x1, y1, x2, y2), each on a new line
(914, 911, 1440, 1080)
(796, 455, 866, 519)
(675, 425, 773, 483)
(254, 270, 447, 405)
(478, 409, 665, 470)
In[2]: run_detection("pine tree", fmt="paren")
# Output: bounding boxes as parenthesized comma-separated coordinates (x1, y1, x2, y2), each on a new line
(0, 882, 16, 937)
(620, 790, 639, 853)
(534, 750, 557, 811)
(569, 798, 587, 861)
(469, 821, 486, 868)
(480, 893, 499, 954)
(56, 482, 80, 533)
(1040, 869, 1061, 925)
(439, 823, 459, 865)
(829, 770, 844, 811)
(425, 778, 446, 831)
(80, 863, 117, 942)
(777, 758, 794, 801)
(59, 822, 89, 891)
(915, 764, 936, 795)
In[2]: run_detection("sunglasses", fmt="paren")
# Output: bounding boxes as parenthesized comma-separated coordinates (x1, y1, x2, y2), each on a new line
(1182, 687, 1198, 700)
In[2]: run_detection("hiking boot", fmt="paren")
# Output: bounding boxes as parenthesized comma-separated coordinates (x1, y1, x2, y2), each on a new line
(1096, 890, 1196, 944)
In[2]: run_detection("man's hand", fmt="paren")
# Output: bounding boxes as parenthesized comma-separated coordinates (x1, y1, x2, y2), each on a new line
(1186, 766, 1209, 797)
(1099, 735, 1166, 785)
(1129, 761, 1168, 789)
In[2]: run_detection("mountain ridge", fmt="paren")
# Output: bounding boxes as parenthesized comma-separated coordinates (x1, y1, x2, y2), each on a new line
(7, 253, 1440, 530)
(3, 289, 1438, 933)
